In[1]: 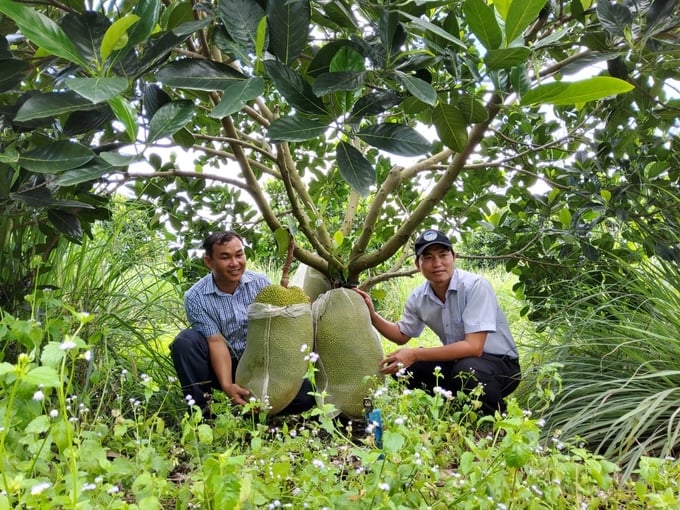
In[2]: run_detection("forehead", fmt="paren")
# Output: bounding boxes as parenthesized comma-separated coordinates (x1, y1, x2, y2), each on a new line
(421, 244, 451, 256)
(211, 237, 245, 256)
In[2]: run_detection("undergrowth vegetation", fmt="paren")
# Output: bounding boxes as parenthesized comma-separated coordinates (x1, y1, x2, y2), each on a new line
(1, 208, 679, 507)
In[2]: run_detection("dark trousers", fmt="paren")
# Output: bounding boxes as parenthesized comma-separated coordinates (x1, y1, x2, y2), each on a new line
(405, 353, 521, 415)
(169, 329, 315, 414)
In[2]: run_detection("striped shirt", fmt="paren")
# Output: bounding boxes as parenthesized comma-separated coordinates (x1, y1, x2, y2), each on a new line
(397, 268, 519, 358)
(184, 270, 270, 358)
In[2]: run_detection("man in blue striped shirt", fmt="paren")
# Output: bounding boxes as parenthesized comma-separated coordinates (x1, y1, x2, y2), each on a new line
(170, 231, 314, 415)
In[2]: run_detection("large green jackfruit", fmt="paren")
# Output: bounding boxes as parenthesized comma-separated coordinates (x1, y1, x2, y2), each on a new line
(312, 288, 384, 419)
(235, 285, 312, 415)
(289, 263, 332, 302)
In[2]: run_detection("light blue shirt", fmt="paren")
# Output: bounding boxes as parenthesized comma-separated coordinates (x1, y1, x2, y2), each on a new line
(184, 270, 270, 358)
(397, 268, 518, 358)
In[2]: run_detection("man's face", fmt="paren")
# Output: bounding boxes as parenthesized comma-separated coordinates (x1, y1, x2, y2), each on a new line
(204, 237, 247, 288)
(416, 244, 455, 286)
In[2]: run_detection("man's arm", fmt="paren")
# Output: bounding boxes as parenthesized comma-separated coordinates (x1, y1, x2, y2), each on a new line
(206, 333, 250, 405)
(353, 288, 411, 345)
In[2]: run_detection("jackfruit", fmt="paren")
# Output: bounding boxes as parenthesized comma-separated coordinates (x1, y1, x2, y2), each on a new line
(312, 288, 384, 419)
(235, 285, 312, 415)
(253, 284, 310, 305)
(289, 264, 332, 302)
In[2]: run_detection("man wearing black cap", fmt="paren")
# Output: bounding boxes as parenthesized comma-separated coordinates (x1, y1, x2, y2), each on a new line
(354, 229, 521, 415)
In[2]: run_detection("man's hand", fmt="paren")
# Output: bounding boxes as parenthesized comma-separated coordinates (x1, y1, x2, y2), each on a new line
(381, 348, 418, 375)
(224, 383, 250, 406)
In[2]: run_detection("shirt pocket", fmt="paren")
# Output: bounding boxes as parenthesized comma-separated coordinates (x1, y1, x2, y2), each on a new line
(451, 320, 465, 342)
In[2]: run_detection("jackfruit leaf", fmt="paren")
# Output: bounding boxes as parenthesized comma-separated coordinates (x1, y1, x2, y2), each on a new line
(267, 0, 310, 64)
(143, 84, 172, 118)
(336, 142, 376, 196)
(559, 207, 572, 227)
(60, 11, 110, 63)
(127, 0, 160, 47)
(65, 77, 128, 104)
(505, 0, 548, 44)
(210, 77, 265, 118)
(0, 1, 89, 68)
(357, 123, 432, 156)
(100, 14, 139, 62)
(172, 127, 195, 149)
(156, 59, 247, 91)
(400, 11, 467, 50)
(463, 0, 502, 49)
(494, 0, 511, 19)
(0, 59, 28, 93)
(432, 103, 468, 152)
(147, 100, 194, 145)
(64, 106, 114, 136)
(99, 152, 139, 167)
(308, 40, 363, 77)
(11, 187, 54, 208)
(23, 366, 61, 388)
(47, 209, 82, 239)
(267, 116, 328, 142)
(133, 30, 190, 78)
(56, 160, 117, 186)
(647, 0, 675, 27)
(394, 71, 437, 106)
(333, 230, 344, 248)
(108, 95, 138, 142)
(218, 0, 265, 54)
(485, 47, 531, 71)
(264, 60, 328, 115)
(19, 141, 95, 173)
(349, 89, 402, 122)
(520, 77, 634, 106)
(456, 95, 489, 124)
(312, 71, 365, 95)
(274, 227, 290, 258)
(171, 18, 212, 36)
(510, 65, 532, 97)
(596, 0, 632, 37)
(14, 91, 93, 122)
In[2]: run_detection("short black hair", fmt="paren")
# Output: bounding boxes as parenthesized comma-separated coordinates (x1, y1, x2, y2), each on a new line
(202, 231, 244, 257)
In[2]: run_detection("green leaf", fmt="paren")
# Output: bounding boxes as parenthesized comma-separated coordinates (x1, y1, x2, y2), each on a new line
(0, 1, 89, 68)
(127, 0, 161, 47)
(267, 116, 328, 142)
(357, 123, 432, 156)
(267, 0, 310, 64)
(520, 77, 634, 106)
(264, 60, 327, 115)
(56, 159, 116, 186)
(596, 1, 633, 37)
(485, 47, 531, 71)
(0, 362, 15, 377)
(108, 95, 138, 142)
(463, 0, 502, 49)
(100, 14, 139, 62)
(559, 207, 572, 227)
(210, 77, 265, 118)
(14, 91, 94, 122)
(336, 141, 376, 196)
(394, 71, 437, 106)
(312, 71, 365, 95)
(218, 0, 265, 54)
(400, 11, 467, 50)
(274, 227, 290, 258)
(23, 366, 60, 388)
(505, 0, 548, 44)
(349, 90, 402, 122)
(0, 58, 28, 93)
(156, 59, 247, 91)
(65, 77, 128, 103)
(146, 100, 195, 145)
(432, 103, 468, 152)
(19, 141, 95, 173)
(48, 209, 82, 239)
(456, 95, 489, 124)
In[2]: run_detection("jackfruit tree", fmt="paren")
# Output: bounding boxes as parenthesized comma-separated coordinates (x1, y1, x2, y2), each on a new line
(0, 0, 678, 315)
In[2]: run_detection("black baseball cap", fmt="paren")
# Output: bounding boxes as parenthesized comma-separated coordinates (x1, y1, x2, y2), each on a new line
(414, 229, 453, 257)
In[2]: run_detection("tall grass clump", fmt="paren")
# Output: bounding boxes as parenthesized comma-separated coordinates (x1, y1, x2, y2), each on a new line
(519, 257, 680, 477)
(32, 201, 186, 415)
